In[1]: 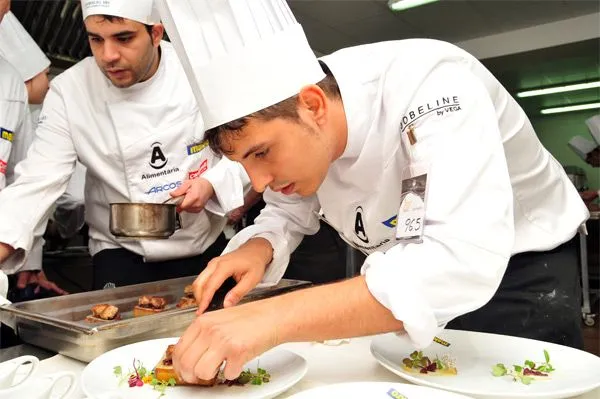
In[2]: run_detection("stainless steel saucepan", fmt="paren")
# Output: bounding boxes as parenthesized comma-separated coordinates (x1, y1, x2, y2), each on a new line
(109, 196, 184, 239)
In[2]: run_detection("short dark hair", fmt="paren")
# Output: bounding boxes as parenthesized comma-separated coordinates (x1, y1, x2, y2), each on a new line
(96, 14, 153, 35)
(205, 62, 341, 156)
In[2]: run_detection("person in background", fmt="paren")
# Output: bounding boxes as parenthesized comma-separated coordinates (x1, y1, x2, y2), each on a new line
(0, 11, 66, 296)
(155, 0, 588, 383)
(0, 0, 247, 291)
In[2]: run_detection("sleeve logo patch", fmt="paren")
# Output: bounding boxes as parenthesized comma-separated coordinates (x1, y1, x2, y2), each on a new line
(400, 96, 461, 133)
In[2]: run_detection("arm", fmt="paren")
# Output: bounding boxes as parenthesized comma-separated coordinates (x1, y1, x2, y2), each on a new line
(0, 83, 77, 267)
(201, 156, 246, 214)
(222, 189, 321, 284)
(359, 60, 515, 348)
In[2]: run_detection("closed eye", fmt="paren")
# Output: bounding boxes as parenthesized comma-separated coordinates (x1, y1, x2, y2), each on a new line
(254, 148, 269, 159)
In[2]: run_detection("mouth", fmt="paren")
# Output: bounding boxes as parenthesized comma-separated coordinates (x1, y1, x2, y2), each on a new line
(275, 183, 295, 195)
(106, 69, 128, 79)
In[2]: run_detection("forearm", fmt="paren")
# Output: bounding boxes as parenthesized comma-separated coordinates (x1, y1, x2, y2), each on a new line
(274, 275, 403, 343)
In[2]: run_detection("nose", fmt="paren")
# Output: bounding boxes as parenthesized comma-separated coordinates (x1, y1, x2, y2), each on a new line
(246, 166, 273, 193)
(101, 40, 120, 64)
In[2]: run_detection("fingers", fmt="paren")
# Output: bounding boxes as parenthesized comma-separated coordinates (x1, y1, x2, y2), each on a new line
(193, 347, 224, 382)
(16, 271, 30, 289)
(170, 180, 191, 197)
(38, 280, 68, 295)
(195, 265, 233, 315)
(174, 318, 206, 383)
(224, 274, 258, 308)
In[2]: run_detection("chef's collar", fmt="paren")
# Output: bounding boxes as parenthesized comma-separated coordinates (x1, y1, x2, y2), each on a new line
(105, 44, 164, 97)
(317, 59, 369, 161)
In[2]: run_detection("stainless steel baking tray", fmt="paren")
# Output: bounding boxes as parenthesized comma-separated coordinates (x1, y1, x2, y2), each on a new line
(0, 277, 311, 362)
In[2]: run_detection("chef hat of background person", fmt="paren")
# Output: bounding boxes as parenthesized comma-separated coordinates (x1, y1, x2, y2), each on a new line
(155, 0, 325, 130)
(568, 136, 598, 161)
(0, 11, 50, 81)
(585, 114, 600, 146)
(81, 0, 160, 25)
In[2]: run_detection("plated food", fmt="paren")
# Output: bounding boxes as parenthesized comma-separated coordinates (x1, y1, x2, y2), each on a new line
(154, 345, 217, 386)
(491, 349, 555, 385)
(401, 351, 457, 375)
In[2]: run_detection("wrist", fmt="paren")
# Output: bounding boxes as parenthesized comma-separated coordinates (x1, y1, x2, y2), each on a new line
(244, 237, 274, 269)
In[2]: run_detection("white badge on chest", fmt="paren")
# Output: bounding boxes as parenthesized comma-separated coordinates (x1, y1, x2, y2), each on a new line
(396, 125, 430, 243)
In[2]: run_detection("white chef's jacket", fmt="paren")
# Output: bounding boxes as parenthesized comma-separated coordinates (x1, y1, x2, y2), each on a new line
(0, 41, 245, 270)
(224, 40, 589, 348)
(0, 57, 28, 190)
(0, 57, 44, 274)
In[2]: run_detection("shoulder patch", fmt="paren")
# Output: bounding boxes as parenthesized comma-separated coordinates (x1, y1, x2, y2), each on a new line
(0, 128, 14, 143)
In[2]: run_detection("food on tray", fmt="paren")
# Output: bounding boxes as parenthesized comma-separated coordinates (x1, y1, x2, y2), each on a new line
(133, 295, 168, 317)
(85, 304, 120, 322)
(176, 284, 197, 309)
(491, 349, 555, 385)
(154, 344, 217, 386)
(401, 350, 457, 375)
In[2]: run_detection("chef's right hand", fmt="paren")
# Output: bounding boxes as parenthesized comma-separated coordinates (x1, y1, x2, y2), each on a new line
(193, 237, 273, 314)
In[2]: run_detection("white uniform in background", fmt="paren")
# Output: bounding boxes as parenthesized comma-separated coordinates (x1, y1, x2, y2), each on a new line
(0, 11, 50, 274)
(0, 39, 246, 271)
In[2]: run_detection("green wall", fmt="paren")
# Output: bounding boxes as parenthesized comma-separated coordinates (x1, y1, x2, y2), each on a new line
(530, 110, 600, 190)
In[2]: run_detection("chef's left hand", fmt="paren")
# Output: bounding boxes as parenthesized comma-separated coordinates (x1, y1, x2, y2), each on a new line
(170, 178, 215, 213)
(173, 299, 280, 382)
(16, 270, 68, 296)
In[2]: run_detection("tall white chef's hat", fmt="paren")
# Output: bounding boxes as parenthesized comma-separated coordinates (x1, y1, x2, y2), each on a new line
(81, 0, 160, 25)
(568, 114, 600, 160)
(0, 12, 50, 81)
(156, 0, 325, 130)
(568, 136, 597, 160)
(585, 114, 600, 146)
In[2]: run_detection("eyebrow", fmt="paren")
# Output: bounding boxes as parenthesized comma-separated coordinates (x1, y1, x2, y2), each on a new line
(242, 144, 264, 159)
(87, 30, 137, 39)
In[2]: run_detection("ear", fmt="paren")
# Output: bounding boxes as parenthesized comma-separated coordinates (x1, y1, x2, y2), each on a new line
(298, 84, 328, 126)
(151, 24, 165, 47)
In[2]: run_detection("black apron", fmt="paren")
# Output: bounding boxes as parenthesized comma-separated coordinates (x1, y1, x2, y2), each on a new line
(447, 236, 584, 349)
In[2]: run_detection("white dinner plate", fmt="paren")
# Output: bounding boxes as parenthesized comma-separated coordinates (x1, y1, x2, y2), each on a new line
(81, 337, 307, 399)
(288, 381, 474, 398)
(370, 330, 600, 399)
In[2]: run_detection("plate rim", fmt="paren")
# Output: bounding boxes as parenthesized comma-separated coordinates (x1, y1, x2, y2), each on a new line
(80, 337, 308, 399)
(288, 381, 474, 398)
(370, 330, 600, 399)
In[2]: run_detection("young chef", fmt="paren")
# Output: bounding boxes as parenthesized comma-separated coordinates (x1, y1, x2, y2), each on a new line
(0, 0, 247, 290)
(155, 0, 590, 383)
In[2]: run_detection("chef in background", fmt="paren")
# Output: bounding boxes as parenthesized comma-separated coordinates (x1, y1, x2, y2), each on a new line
(0, 11, 69, 296)
(0, 0, 247, 290)
(155, 0, 588, 383)
(569, 115, 600, 208)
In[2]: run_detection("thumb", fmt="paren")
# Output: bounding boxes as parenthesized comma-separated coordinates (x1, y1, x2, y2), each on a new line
(224, 275, 257, 308)
(170, 180, 191, 197)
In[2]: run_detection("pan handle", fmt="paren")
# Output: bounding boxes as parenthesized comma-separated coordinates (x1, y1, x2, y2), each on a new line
(162, 195, 185, 205)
